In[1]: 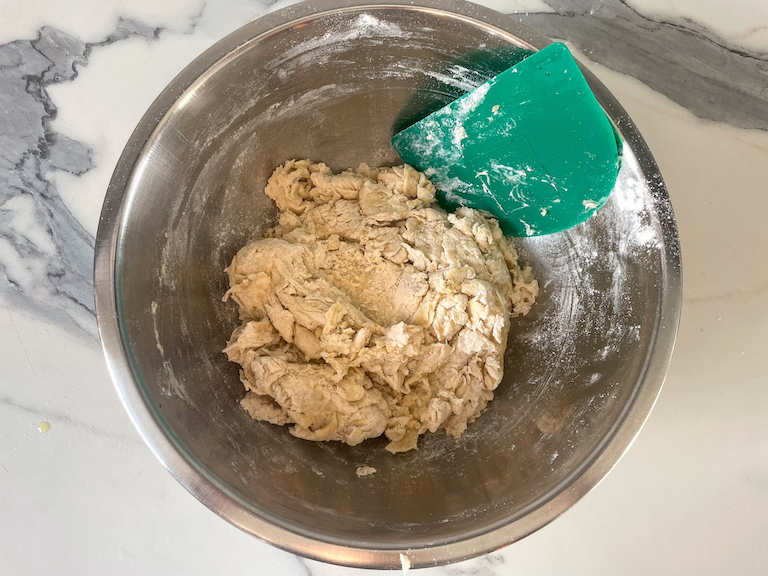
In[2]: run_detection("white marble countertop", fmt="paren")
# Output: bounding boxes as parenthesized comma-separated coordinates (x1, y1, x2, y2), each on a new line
(2, 0, 767, 574)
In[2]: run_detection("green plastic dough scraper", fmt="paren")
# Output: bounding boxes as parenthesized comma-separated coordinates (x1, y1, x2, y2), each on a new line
(391, 42, 622, 237)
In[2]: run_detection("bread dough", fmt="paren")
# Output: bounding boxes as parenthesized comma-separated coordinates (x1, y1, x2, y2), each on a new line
(223, 160, 538, 453)
(356, 466, 377, 477)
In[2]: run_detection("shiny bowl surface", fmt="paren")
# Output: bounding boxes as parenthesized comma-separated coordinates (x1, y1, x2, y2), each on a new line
(94, 0, 682, 568)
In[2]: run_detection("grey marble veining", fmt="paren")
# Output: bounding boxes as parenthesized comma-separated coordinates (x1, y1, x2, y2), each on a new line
(1, 1, 767, 343)
(0, 5, 766, 576)
(443, 553, 508, 575)
(293, 556, 313, 576)
(0, 19, 160, 340)
(515, 0, 768, 131)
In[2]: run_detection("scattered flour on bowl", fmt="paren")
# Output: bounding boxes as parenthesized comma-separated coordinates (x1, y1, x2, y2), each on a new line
(422, 64, 485, 92)
(271, 13, 410, 69)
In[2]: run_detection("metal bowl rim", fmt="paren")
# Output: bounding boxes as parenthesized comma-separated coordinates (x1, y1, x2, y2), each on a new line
(94, 0, 683, 568)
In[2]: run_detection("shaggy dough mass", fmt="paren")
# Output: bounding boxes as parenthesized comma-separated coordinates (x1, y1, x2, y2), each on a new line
(223, 160, 538, 453)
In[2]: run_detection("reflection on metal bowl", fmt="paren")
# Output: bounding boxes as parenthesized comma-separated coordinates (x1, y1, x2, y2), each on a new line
(94, 0, 682, 569)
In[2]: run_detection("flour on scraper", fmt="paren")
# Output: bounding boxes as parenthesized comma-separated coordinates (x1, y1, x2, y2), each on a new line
(223, 160, 538, 453)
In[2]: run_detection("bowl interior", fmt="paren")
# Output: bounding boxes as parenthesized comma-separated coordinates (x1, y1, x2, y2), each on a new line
(116, 6, 669, 549)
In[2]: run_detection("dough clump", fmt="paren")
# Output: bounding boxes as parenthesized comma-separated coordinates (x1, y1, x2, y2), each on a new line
(223, 160, 538, 453)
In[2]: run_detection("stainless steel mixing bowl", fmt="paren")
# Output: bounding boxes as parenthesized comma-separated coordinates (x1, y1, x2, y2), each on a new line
(94, 0, 682, 568)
